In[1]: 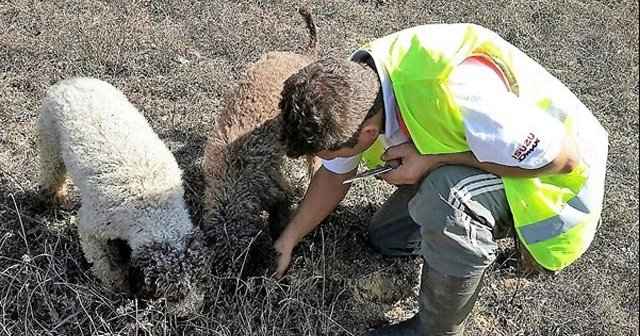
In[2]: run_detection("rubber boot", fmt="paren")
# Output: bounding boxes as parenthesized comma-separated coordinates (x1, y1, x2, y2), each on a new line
(419, 265, 484, 335)
(364, 265, 485, 336)
(364, 315, 421, 336)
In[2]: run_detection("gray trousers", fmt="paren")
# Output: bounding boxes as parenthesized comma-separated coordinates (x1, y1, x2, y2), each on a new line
(369, 165, 514, 277)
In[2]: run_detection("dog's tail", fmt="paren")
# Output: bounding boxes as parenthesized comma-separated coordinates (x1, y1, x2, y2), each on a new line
(298, 7, 317, 55)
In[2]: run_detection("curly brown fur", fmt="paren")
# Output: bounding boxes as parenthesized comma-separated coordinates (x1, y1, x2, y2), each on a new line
(298, 7, 317, 55)
(279, 58, 381, 157)
(202, 10, 317, 278)
(130, 230, 211, 316)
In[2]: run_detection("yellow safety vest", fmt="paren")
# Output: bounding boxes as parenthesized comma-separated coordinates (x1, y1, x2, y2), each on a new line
(359, 24, 608, 271)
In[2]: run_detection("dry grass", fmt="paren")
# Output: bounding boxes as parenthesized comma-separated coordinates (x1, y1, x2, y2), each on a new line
(1, 0, 638, 335)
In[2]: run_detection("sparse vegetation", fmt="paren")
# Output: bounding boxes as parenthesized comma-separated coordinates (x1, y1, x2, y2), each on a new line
(1, 0, 638, 335)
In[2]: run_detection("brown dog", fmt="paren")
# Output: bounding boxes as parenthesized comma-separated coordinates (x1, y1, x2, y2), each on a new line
(201, 8, 318, 277)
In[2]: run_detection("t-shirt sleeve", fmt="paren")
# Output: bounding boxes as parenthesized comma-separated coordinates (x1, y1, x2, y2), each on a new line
(321, 155, 362, 174)
(455, 88, 565, 169)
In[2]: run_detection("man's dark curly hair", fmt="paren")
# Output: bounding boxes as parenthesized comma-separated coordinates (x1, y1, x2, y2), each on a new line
(279, 58, 381, 158)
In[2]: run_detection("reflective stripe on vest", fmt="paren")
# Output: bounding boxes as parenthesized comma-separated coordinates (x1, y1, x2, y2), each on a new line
(358, 23, 607, 271)
(519, 196, 590, 244)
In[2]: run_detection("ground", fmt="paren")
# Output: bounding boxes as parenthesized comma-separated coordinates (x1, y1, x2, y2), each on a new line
(0, 0, 638, 335)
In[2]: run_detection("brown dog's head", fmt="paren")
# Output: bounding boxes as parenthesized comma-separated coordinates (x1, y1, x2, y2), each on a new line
(128, 230, 211, 317)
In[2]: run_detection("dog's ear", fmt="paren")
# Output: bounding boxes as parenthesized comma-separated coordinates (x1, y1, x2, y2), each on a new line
(128, 243, 162, 299)
(129, 232, 211, 316)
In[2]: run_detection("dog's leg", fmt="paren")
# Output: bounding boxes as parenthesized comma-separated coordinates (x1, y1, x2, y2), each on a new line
(269, 154, 307, 235)
(244, 227, 279, 278)
(36, 115, 67, 206)
(77, 207, 128, 291)
(267, 192, 295, 239)
(78, 229, 128, 291)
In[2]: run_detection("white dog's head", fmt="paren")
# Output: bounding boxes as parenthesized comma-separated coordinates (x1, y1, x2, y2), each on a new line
(127, 230, 211, 317)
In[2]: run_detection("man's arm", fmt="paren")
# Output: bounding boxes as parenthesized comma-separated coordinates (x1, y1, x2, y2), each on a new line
(381, 131, 580, 185)
(455, 130, 580, 176)
(274, 166, 356, 277)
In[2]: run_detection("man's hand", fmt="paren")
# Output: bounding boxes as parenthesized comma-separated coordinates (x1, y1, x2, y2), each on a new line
(270, 166, 354, 279)
(379, 143, 444, 185)
(273, 236, 294, 279)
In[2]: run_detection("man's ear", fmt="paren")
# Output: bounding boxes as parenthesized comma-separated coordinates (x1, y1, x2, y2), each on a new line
(360, 118, 382, 141)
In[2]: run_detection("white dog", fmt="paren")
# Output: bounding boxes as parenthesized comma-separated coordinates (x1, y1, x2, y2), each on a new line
(37, 77, 209, 316)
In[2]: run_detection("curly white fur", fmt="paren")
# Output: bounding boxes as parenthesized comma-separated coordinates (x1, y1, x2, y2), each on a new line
(37, 77, 208, 316)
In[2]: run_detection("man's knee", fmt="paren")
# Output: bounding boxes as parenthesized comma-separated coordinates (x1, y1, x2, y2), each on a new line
(368, 223, 395, 254)
(409, 166, 500, 277)
(368, 185, 422, 256)
(368, 218, 420, 256)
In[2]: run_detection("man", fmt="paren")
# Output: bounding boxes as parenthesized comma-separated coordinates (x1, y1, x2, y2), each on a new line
(275, 23, 608, 335)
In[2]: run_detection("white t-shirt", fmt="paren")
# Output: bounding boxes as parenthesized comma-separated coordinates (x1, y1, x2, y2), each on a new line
(322, 50, 565, 174)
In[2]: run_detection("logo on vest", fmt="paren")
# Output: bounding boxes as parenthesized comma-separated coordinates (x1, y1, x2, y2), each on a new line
(512, 133, 540, 162)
